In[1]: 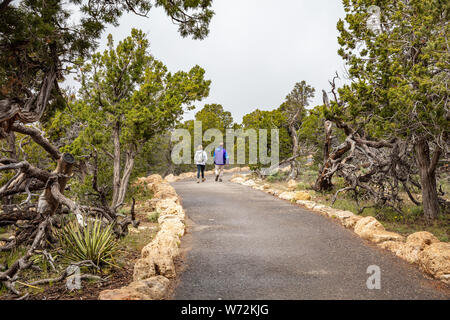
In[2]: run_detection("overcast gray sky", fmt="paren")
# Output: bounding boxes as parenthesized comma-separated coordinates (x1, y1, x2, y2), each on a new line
(97, 0, 347, 123)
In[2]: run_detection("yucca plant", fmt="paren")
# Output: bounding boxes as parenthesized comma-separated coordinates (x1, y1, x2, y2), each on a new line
(56, 219, 117, 268)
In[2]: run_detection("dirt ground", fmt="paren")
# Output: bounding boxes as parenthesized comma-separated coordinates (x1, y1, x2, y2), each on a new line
(0, 211, 157, 300)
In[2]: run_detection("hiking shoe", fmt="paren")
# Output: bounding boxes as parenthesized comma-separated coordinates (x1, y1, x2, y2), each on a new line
(197, 179, 200, 184)
(202, 178, 206, 182)
(215, 175, 219, 182)
(219, 178, 223, 182)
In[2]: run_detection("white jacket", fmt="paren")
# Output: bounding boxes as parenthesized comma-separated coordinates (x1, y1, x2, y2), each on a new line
(194, 150, 207, 165)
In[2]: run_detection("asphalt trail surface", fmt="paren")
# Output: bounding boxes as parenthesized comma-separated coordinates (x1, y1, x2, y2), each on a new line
(172, 173, 449, 300)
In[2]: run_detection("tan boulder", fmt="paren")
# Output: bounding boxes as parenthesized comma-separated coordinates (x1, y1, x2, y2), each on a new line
(341, 215, 363, 229)
(296, 200, 317, 210)
(354, 216, 385, 237)
(146, 174, 164, 184)
(252, 185, 265, 191)
(369, 231, 405, 244)
(378, 241, 407, 255)
(179, 172, 196, 180)
(294, 191, 312, 201)
(136, 174, 162, 186)
(326, 210, 355, 223)
(242, 179, 256, 187)
(139, 230, 180, 279)
(158, 203, 184, 219)
(155, 199, 180, 213)
(142, 230, 180, 259)
(418, 242, 450, 282)
(164, 174, 179, 183)
(287, 179, 297, 191)
(311, 204, 329, 214)
(133, 257, 156, 281)
(153, 184, 178, 200)
(353, 216, 403, 243)
(139, 174, 164, 191)
(397, 231, 440, 264)
(146, 197, 179, 211)
(158, 215, 185, 237)
(99, 276, 170, 300)
(139, 252, 176, 279)
(262, 184, 271, 190)
(278, 191, 295, 201)
(230, 177, 245, 184)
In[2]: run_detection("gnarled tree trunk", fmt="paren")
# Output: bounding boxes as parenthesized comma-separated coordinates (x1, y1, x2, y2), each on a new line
(414, 138, 441, 220)
(114, 145, 137, 209)
(288, 124, 300, 180)
(111, 121, 121, 210)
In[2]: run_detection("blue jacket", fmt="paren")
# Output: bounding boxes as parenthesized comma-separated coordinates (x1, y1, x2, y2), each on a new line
(213, 147, 229, 165)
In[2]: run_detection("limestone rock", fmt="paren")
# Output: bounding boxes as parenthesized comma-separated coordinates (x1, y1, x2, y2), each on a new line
(278, 191, 296, 201)
(178, 172, 196, 180)
(164, 174, 179, 183)
(242, 179, 256, 187)
(311, 204, 328, 213)
(99, 276, 170, 300)
(136, 174, 163, 186)
(369, 231, 405, 244)
(287, 179, 297, 191)
(153, 184, 178, 200)
(397, 231, 440, 264)
(354, 216, 385, 237)
(353, 216, 404, 243)
(271, 189, 281, 196)
(418, 242, 450, 282)
(252, 185, 265, 191)
(133, 257, 156, 281)
(326, 210, 355, 223)
(158, 215, 185, 237)
(378, 241, 406, 255)
(296, 200, 317, 210)
(341, 215, 363, 229)
(155, 199, 182, 215)
(142, 231, 180, 259)
(293, 191, 311, 201)
(230, 177, 245, 184)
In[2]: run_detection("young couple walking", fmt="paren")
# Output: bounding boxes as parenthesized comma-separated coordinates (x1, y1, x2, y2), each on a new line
(194, 142, 229, 183)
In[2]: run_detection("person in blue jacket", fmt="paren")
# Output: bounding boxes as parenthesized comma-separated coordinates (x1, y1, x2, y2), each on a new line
(213, 142, 229, 182)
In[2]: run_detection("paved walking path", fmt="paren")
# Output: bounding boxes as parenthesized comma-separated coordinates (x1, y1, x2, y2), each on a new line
(172, 174, 449, 300)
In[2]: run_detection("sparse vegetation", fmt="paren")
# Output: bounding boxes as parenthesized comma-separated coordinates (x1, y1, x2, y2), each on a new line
(56, 219, 118, 268)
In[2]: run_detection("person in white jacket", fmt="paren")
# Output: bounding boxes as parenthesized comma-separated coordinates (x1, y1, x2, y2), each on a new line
(194, 145, 208, 183)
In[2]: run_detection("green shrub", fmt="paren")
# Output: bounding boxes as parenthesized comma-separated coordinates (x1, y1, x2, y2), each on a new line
(147, 211, 160, 223)
(266, 170, 288, 183)
(56, 219, 117, 268)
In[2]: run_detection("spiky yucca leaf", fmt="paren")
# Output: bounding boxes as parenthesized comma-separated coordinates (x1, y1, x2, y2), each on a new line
(57, 219, 117, 268)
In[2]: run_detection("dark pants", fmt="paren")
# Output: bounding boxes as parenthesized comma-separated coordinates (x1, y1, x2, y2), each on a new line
(197, 165, 205, 179)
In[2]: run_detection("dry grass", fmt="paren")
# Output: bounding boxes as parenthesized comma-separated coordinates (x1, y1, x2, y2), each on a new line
(265, 169, 449, 242)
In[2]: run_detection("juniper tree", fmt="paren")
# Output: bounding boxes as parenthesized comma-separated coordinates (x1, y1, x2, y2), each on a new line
(330, 0, 449, 219)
